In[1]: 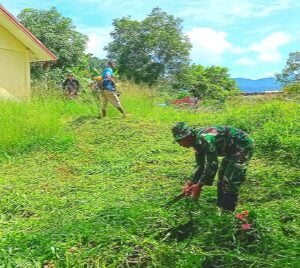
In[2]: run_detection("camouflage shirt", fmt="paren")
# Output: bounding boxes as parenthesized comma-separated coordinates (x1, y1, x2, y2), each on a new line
(191, 126, 253, 185)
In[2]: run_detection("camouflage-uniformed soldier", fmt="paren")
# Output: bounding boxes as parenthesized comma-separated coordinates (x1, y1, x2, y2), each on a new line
(172, 122, 254, 211)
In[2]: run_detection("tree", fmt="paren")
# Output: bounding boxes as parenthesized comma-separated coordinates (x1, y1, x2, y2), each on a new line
(18, 7, 88, 73)
(276, 52, 300, 85)
(106, 7, 191, 84)
(86, 55, 106, 72)
(177, 64, 238, 99)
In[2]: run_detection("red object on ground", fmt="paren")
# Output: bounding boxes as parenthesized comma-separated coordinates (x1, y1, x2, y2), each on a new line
(235, 213, 245, 220)
(241, 223, 252, 230)
(235, 210, 250, 220)
(171, 96, 198, 105)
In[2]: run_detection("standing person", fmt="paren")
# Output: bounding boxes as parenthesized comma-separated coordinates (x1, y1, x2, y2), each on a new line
(99, 61, 126, 118)
(172, 122, 254, 212)
(62, 73, 80, 98)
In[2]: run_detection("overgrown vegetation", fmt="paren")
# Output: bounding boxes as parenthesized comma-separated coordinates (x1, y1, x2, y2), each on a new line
(106, 7, 191, 85)
(175, 64, 238, 99)
(17, 6, 238, 99)
(283, 81, 300, 96)
(0, 85, 299, 267)
(1, 3, 297, 267)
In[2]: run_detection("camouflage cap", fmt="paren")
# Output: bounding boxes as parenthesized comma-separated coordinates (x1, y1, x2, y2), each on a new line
(172, 122, 193, 141)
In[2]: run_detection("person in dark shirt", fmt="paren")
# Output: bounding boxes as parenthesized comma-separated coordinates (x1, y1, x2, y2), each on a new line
(62, 73, 80, 98)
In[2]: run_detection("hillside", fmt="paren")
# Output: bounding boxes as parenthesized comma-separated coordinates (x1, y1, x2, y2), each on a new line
(233, 77, 282, 93)
(0, 86, 299, 267)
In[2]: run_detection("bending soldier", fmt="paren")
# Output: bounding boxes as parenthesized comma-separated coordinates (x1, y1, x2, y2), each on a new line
(172, 122, 254, 212)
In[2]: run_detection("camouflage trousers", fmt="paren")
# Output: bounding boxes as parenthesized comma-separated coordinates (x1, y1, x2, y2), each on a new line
(217, 145, 254, 211)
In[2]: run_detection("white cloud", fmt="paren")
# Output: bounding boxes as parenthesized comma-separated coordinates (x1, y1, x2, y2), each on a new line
(249, 32, 291, 63)
(234, 32, 291, 65)
(79, 26, 112, 58)
(185, 28, 291, 66)
(78, 0, 125, 8)
(231, 46, 247, 54)
(1, 0, 63, 15)
(235, 57, 256, 66)
(77, 0, 156, 13)
(179, 0, 295, 25)
(186, 27, 232, 63)
(262, 71, 276, 78)
(254, 1, 294, 17)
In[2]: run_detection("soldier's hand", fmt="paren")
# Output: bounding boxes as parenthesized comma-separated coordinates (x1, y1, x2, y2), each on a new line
(184, 183, 203, 200)
(182, 180, 194, 195)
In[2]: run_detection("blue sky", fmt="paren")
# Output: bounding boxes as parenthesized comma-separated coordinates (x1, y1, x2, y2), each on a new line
(1, 0, 300, 79)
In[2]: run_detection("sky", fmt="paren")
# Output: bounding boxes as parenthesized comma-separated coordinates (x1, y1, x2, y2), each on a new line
(1, 0, 300, 79)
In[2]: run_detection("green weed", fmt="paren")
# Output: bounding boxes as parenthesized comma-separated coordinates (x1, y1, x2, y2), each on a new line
(0, 83, 299, 267)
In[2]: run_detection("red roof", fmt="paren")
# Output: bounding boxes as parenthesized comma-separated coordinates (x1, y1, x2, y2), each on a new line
(0, 5, 57, 61)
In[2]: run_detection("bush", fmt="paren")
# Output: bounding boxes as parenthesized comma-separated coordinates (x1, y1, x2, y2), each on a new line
(283, 81, 300, 95)
(221, 99, 300, 165)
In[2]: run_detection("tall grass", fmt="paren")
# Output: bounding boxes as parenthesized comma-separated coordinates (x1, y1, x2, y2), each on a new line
(0, 82, 299, 165)
(0, 97, 95, 157)
(120, 83, 300, 165)
(0, 99, 65, 156)
(0, 82, 299, 267)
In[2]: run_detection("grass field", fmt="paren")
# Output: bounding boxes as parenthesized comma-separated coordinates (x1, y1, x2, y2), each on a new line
(0, 83, 299, 267)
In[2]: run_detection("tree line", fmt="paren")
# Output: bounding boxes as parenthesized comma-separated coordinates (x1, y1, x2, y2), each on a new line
(17, 7, 299, 97)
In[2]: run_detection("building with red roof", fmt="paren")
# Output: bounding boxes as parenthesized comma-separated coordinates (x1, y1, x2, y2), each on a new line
(0, 5, 56, 99)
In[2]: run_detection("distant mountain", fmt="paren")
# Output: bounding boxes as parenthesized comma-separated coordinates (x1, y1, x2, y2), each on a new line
(232, 77, 282, 93)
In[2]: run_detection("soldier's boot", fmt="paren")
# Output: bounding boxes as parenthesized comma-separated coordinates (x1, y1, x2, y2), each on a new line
(221, 192, 238, 212)
(101, 109, 107, 118)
